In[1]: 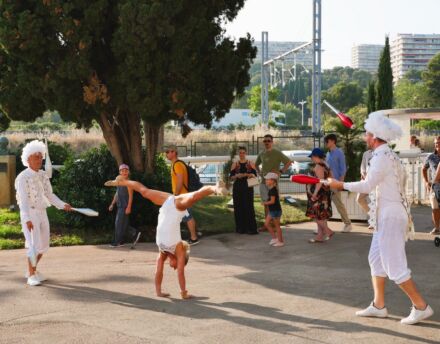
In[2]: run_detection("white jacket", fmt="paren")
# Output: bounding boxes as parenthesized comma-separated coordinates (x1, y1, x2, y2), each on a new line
(15, 168, 66, 222)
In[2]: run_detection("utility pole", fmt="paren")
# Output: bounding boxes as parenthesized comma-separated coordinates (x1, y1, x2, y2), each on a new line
(261, 31, 269, 128)
(312, 0, 322, 146)
(299, 100, 307, 126)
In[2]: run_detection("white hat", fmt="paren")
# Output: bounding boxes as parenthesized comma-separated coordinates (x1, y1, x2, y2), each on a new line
(264, 172, 279, 180)
(364, 111, 403, 142)
(21, 140, 46, 167)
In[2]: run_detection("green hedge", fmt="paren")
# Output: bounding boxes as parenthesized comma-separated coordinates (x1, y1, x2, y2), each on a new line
(53, 145, 171, 229)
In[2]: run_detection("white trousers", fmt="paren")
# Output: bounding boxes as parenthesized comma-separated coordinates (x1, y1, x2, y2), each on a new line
(21, 208, 50, 255)
(368, 203, 411, 285)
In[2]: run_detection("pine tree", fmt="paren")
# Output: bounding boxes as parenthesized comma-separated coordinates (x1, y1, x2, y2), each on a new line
(376, 36, 394, 110)
(367, 81, 376, 113)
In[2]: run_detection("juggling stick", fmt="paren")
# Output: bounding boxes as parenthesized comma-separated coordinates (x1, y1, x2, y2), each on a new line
(290, 174, 328, 185)
(323, 100, 355, 129)
(72, 208, 99, 217)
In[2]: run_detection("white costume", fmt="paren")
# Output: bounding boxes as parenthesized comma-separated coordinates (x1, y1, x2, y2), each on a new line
(15, 141, 66, 255)
(343, 112, 413, 284)
(156, 196, 188, 254)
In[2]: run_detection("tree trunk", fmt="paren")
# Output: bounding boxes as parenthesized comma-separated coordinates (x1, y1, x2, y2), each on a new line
(98, 111, 144, 172)
(143, 120, 162, 174)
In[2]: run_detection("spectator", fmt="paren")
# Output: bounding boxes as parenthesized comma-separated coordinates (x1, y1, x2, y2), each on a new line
(229, 147, 258, 235)
(108, 164, 139, 248)
(306, 148, 334, 243)
(165, 145, 199, 245)
(262, 172, 284, 247)
(255, 134, 292, 231)
(356, 150, 373, 215)
(422, 136, 440, 235)
(324, 134, 352, 232)
(410, 135, 417, 149)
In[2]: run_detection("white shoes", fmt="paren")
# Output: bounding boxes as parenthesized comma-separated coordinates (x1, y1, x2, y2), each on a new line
(342, 224, 353, 233)
(25, 271, 47, 283)
(401, 305, 434, 325)
(273, 241, 285, 247)
(269, 238, 277, 246)
(355, 303, 388, 318)
(27, 275, 41, 286)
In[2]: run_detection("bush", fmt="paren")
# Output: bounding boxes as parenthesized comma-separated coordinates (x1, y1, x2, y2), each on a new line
(53, 144, 171, 230)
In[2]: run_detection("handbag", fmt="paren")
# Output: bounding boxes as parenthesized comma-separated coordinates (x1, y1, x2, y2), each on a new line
(247, 176, 259, 188)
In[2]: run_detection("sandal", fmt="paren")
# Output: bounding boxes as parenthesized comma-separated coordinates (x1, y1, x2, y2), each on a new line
(308, 238, 324, 243)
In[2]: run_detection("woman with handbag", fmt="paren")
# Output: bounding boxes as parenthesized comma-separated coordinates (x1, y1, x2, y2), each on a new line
(230, 146, 258, 234)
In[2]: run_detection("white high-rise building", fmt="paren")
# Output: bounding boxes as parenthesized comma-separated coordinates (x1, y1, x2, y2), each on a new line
(351, 44, 384, 73)
(255, 41, 313, 67)
(391, 33, 440, 82)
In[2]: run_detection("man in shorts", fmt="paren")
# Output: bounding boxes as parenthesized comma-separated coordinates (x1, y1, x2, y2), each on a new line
(255, 134, 292, 231)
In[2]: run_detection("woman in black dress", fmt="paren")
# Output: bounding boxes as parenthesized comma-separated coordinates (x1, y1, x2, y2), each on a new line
(230, 147, 258, 234)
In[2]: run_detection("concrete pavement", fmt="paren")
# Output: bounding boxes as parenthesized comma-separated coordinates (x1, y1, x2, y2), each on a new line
(0, 207, 439, 344)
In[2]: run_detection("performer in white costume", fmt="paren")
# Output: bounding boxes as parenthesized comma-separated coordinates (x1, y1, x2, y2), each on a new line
(105, 177, 228, 299)
(328, 112, 434, 325)
(15, 140, 72, 286)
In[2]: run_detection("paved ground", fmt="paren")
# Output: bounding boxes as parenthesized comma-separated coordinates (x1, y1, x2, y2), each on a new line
(0, 206, 439, 344)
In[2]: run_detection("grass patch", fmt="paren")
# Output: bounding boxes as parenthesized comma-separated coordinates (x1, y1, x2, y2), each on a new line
(192, 196, 310, 236)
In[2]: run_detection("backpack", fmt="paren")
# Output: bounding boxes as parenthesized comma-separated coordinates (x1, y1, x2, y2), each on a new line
(173, 160, 204, 192)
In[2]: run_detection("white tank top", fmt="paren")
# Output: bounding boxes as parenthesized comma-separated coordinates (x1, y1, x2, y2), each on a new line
(156, 196, 189, 254)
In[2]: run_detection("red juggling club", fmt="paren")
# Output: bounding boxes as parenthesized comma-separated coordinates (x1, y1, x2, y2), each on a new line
(323, 100, 355, 129)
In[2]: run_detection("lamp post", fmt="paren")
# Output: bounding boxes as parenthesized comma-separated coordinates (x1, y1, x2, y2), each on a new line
(299, 100, 307, 126)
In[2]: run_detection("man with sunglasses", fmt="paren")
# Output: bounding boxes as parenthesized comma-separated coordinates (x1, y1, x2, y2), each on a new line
(165, 145, 199, 245)
(422, 136, 440, 235)
(255, 135, 292, 228)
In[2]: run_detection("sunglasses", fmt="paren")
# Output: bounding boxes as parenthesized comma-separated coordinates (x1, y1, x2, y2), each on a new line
(263, 140, 272, 143)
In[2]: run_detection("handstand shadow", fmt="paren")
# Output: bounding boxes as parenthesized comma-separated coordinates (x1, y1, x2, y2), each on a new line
(43, 281, 439, 343)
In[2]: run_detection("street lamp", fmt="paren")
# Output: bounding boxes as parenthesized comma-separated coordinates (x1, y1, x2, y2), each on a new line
(298, 100, 307, 126)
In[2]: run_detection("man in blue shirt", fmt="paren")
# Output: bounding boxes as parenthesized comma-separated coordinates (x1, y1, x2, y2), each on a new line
(324, 134, 352, 232)
(422, 136, 440, 234)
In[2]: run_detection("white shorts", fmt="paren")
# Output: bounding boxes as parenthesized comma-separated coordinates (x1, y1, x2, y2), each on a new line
(21, 208, 50, 255)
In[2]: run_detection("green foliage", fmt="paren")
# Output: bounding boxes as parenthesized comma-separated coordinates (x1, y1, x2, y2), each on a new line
(247, 85, 280, 114)
(367, 81, 376, 113)
(376, 37, 393, 110)
(404, 69, 423, 83)
(324, 105, 367, 182)
(0, 110, 11, 132)
(423, 53, 440, 106)
(283, 104, 302, 127)
(53, 145, 171, 229)
(322, 81, 364, 113)
(394, 79, 433, 108)
(414, 120, 440, 130)
(0, 1, 256, 172)
(222, 144, 238, 189)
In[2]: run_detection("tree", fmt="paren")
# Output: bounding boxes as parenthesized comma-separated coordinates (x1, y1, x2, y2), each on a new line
(247, 85, 280, 115)
(0, 110, 10, 132)
(376, 36, 393, 110)
(0, 1, 256, 173)
(404, 69, 423, 83)
(321, 81, 364, 113)
(423, 52, 440, 106)
(367, 81, 376, 113)
(394, 79, 433, 108)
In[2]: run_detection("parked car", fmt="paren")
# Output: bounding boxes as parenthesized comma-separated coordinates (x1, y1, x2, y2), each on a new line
(196, 163, 221, 184)
(280, 150, 312, 178)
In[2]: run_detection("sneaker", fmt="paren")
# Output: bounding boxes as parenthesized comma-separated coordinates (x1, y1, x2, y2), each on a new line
(35, 272, 47, 282)
(401, 305, 434, 325)
(355, 302, 388, 318)
(342, 224, 353, 233)
(214, 181, 229, 196)
(27, 275, 41, 286)
(269, 238, 278, 246)
(187, 238, 200, 246)
(429, 228, 440, 235)
(273, 241, 285, 247)
(313, 230, 318, 234)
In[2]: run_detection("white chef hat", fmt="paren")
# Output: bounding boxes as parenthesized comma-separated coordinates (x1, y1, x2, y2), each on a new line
(364, 111, 403, 142)
(21, 140, 46, 167)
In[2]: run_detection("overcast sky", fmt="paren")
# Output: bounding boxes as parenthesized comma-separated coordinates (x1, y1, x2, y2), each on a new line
(224, 0, 440, 69)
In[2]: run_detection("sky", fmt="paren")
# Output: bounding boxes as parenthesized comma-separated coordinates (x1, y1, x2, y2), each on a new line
(224, 0, 440, 69)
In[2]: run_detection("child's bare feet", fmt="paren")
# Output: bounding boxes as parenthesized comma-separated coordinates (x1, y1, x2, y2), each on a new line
(181, 290, 192, 299)
(157, 292, 170, 298)
(104, 175, 124, 187)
